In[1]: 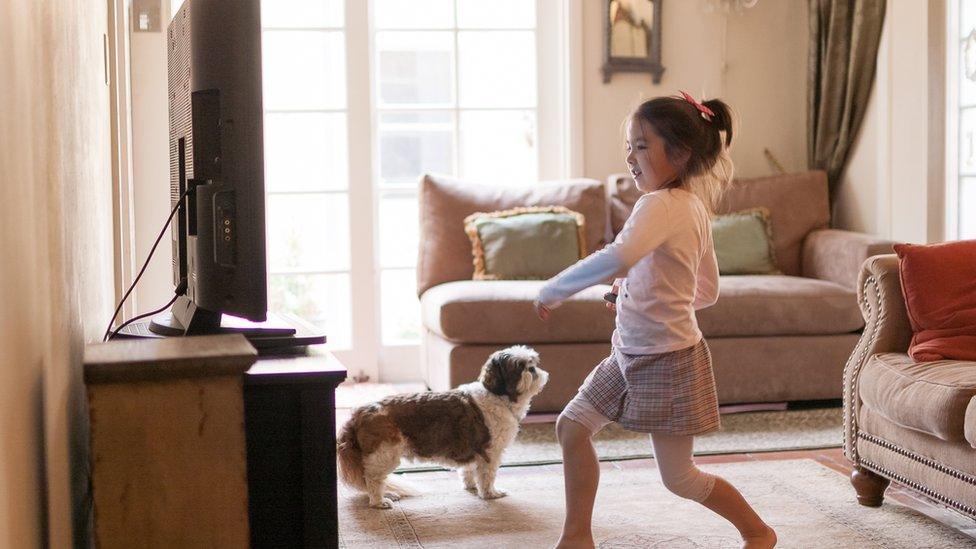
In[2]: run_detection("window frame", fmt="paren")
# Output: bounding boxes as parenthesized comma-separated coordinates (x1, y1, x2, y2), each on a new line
(362, 0, 582, 381)
(946, 0, 976, 241)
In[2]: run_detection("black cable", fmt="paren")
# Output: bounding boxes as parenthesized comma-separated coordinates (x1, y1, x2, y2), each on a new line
(108, 277, 188, 341)
(103, 187, 191, 342)
(107, 292, 180, 341)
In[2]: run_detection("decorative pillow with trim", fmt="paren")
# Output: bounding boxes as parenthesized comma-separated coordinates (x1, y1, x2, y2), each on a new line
(711, 207, 779, 275)
(463, 206, 586, 280)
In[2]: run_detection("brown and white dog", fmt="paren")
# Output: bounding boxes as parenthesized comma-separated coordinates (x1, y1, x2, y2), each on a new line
(337, 345, 548, 508)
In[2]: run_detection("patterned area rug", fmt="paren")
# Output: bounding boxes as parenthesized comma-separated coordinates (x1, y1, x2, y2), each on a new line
(339, 459, 976, 548)
(396, 407, 843, 472)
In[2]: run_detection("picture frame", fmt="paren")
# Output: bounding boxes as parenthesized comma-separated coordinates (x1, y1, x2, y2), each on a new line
(602, 0, 665, 84)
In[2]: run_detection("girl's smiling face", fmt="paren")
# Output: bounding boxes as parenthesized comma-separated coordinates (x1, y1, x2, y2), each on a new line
(625, 117, 685, 193)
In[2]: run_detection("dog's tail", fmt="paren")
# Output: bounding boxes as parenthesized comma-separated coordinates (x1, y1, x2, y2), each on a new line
(336, 418, 368, 492)
(336, 414, 420, 497)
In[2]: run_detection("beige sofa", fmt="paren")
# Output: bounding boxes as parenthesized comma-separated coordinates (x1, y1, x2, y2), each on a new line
(418, 171, 895, 412)
(844, 254, 976, 519)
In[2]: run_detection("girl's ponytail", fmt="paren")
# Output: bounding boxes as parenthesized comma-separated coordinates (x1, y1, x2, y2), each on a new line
(701, 99, 734, 148)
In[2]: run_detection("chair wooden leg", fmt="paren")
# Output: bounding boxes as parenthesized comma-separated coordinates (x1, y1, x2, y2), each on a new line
(851, 466, 890, 507)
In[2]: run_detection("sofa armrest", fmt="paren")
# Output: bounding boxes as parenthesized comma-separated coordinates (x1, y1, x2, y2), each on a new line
(802, 229, 897, 290)
(843, 254, 914, 460)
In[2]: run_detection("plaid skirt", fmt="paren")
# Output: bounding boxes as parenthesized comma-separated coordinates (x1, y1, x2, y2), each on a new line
(577, 338, 720, 435)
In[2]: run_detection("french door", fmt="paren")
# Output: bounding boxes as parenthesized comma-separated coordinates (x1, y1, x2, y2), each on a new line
(260, 0, 577, 381)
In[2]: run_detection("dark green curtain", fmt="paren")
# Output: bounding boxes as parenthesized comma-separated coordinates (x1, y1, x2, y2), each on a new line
(808, 0, 886, 218)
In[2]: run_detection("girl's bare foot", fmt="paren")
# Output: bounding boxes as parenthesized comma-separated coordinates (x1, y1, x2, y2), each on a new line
(742, 525, 777, 548)
(554, 534, 595, 549)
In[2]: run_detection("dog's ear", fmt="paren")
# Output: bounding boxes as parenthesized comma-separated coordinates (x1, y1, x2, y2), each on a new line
(479, 352, 509, 398)
(479, 351, 523, 402)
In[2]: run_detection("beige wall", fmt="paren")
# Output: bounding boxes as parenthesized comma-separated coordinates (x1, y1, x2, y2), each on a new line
(837, 0, 946, 243)
(581, 0, 809, 183)
(0, 1, 115, 547)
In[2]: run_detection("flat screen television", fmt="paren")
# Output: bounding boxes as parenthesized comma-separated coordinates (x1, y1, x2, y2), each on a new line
(119, 0, 323, 349)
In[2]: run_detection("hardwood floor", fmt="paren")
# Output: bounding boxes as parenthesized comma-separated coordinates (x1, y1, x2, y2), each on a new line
(335, 383, 976, 540)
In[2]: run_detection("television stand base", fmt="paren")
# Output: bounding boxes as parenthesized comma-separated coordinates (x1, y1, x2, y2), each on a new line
(116, 307, 325, 351)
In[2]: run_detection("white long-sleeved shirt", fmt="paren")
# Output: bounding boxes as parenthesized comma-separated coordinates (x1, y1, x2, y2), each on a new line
(537, 187, 719, 354)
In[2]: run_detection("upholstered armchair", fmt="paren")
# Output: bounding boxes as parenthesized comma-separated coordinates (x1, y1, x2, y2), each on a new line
(844, 254, 976, 519)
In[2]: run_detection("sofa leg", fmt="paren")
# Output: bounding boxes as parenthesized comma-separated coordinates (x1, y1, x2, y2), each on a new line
(851, 466, 890, 507)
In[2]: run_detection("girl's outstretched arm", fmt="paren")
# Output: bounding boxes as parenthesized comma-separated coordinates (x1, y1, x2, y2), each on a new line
(537, 247, 625, 309)
(537, 194, 673, 309)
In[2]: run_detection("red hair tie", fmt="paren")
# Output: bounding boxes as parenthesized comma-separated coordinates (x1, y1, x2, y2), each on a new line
(679, 91, 714, 122)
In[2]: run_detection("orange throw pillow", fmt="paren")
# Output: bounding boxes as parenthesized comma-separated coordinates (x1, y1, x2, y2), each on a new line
(894, 240, 976, 362)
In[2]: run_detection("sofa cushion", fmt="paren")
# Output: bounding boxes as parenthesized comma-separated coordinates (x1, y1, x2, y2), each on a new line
(422, 275, 861, 344)
(858, 352, 976, 442)
(608, 170, 829, 277)
(420, 280, 615, 344)
(695, 275, 863, 337)
(717, 172, 830, 277)
(894, 240, 976, 362)
(418, 174, 609, 296)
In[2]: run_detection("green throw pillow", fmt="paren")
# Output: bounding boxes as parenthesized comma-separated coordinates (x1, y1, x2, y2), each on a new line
(464, 206, 586, 280)
(711, 207, 779, 275)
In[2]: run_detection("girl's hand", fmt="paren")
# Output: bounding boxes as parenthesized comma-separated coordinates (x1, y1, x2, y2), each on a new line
(606, 281, 621, 312)
(534, 301, 551, 321)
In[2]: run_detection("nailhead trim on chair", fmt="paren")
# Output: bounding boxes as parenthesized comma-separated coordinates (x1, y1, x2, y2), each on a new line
(858, 432, 976, 486)
(844, 274, 883, 465)
(858, 458, 976, 519)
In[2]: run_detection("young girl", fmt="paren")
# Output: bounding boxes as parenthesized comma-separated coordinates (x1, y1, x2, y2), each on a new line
(534, 93, 777, 549)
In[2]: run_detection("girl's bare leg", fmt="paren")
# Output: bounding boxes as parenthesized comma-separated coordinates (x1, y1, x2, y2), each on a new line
(700, 477, 777, 548)
(554, 415, 599, 549)
(651, 433, 776, 548)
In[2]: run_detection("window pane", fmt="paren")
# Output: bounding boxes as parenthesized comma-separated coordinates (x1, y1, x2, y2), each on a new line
(959, 107, 976, 175)
(378, 193, 419, 268)
(381, 269, 420, 344)
(457, 0, 535, 29)
(262, 31, 346, 110)
(265, 113, 348, 192)
(374, 0, 453, 29)
(261, 0, 343, 28)
(267, 194, 350, 271)
(963, 0, 976, 37)
(378, 111, 453, 185)
(269, 273, 351, 349)
(961, 178, 976, 239)
(460, 110, 537, 182)
(961, 39, 976, 107)
(458, 31, 535, 108)
(376, 32, 454, 106)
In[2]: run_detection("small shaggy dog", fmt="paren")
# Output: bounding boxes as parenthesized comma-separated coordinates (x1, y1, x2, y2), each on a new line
(337, 345, 548, 508)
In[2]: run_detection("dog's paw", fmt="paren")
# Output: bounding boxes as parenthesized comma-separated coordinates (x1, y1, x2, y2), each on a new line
(459, 468, 477, 491)
(478, 487, 508, 500)
(384, 491, 402, 502)
(369, 497, 395, 509)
